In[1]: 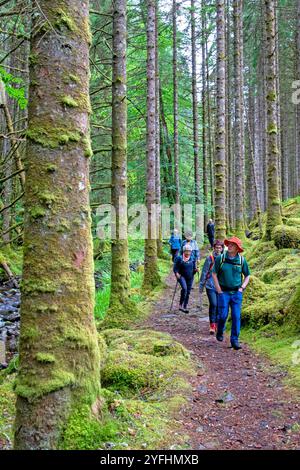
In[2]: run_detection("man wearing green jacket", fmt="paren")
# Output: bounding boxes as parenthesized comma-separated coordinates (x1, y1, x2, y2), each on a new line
(212, 236, 250, 350)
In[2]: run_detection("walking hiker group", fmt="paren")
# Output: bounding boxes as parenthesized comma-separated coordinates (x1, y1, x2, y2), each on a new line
(170, 228, 250, 351)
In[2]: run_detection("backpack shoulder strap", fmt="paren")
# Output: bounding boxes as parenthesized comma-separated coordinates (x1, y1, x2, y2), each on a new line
(217, 253, 225, 275)
(205, 255, 215, 281)
(238, 254, 244, 284)
(238, 254, 244, 267)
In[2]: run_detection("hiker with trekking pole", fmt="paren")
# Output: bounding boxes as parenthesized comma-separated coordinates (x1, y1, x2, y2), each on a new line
(173, 244, 198, 313)
(212, 236, 250, 350)
(199, 239, 224, 335)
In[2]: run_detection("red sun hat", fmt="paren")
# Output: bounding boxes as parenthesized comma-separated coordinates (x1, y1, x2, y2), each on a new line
(224, 236, 244, 253)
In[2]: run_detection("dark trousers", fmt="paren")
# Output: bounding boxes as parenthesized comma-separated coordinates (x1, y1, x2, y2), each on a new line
(208, 235, 214, 248)
(171, 248, 179, 261)
(178, 276, 194, 308)
(206, 288, 218, 324)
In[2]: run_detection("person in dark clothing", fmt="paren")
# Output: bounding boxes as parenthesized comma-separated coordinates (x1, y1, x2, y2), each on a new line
(206, 219, 215, 249)
(168, 229, 182, 261)
(173, 244, 198, 313)
(199, 240, 224, 334)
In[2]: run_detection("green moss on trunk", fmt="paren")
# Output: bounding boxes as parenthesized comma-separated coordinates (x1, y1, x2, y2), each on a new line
(14, 0, 100, 451)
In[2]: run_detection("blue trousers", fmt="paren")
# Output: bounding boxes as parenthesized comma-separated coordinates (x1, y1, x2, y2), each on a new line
(206, 288, 218, 324)
(217, 291, 243, 344)
(178, 276, 193, 308)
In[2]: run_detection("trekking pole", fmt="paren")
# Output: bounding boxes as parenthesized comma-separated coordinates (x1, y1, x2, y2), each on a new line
(198, 291, 203, 313)
(169, 280, 178, 313)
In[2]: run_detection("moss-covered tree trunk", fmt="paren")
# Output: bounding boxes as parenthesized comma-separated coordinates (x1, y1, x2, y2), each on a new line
(247, 94, 262, 234)
(201, 4, 209, 231)
(173, 0, 180, 205)
(206, 37, 215, 219)
(264, 0, 282, 240)
(191, 0, 201, 241)
(215, 0, 227, 240)
(233, 0, 245, 234)
(296, 0, 300, 197)
(261, 14, 268, 212)
(143, 0, 161, 290)
(109, 0, 136, 314)
(274, 0, 282, 197)
(225, 0, 233, 231)
(159, 84, 174, 204)
(155, 1, 164, 259)
(14, 0, 100, 449)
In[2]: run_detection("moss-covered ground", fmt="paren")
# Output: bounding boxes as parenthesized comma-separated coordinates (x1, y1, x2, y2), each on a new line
(0, 374, 16, 449)
(240, 325, 300, 389)
(88, 238, 194, 450)
(1, 202, 299, 448)
(237, 197, 300, 387)
(20, 308, 193, 450)
(0, 239, 194, 450)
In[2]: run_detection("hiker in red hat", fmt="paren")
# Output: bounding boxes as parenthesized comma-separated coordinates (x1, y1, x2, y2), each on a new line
(212, 236, 250, 350)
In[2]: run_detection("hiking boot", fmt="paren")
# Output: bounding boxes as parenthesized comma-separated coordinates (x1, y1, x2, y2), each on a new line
(209, 324, 215, 335)
(216, 334, 224, 342)
(179, 307, 185, 313)
(183, 308, 189, 313)
(231, 342, 242, 350)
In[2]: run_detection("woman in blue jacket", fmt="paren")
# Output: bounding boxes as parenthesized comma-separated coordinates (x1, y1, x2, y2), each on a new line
(173, 244, 198, 313)
(199, 240, 224, 334)
(168, 229, 182, 261)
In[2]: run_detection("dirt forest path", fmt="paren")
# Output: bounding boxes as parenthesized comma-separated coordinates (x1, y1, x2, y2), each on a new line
(143, 253, 300, 450)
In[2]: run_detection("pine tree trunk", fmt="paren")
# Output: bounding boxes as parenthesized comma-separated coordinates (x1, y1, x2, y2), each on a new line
(143, 0, 161, 290)
(159, 121, 173, 203)
(14, 0, 100, 450)
(173, 0, 180, 205)
(281, 92, 289, 201)
(262, 17, 268, 212)
(274, 0, 283, 199)
(257, 51, 266, 211)
(233, 0, 245, 234)
(247, 91, 262, 233)
(191, 0, 202, 242)
(109, 0, 136, 313)
(159, 84, 174, 204)
(264, 0, 282, 240)
(155, 0, 164, 258)
(296, 0, 300, 196)
(201, 1, 208, 231)
(215, 0, 227, 240)
(206, 38, 214, 218)
(225, 0, 233, 231)
(254, 72, 263, 211)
